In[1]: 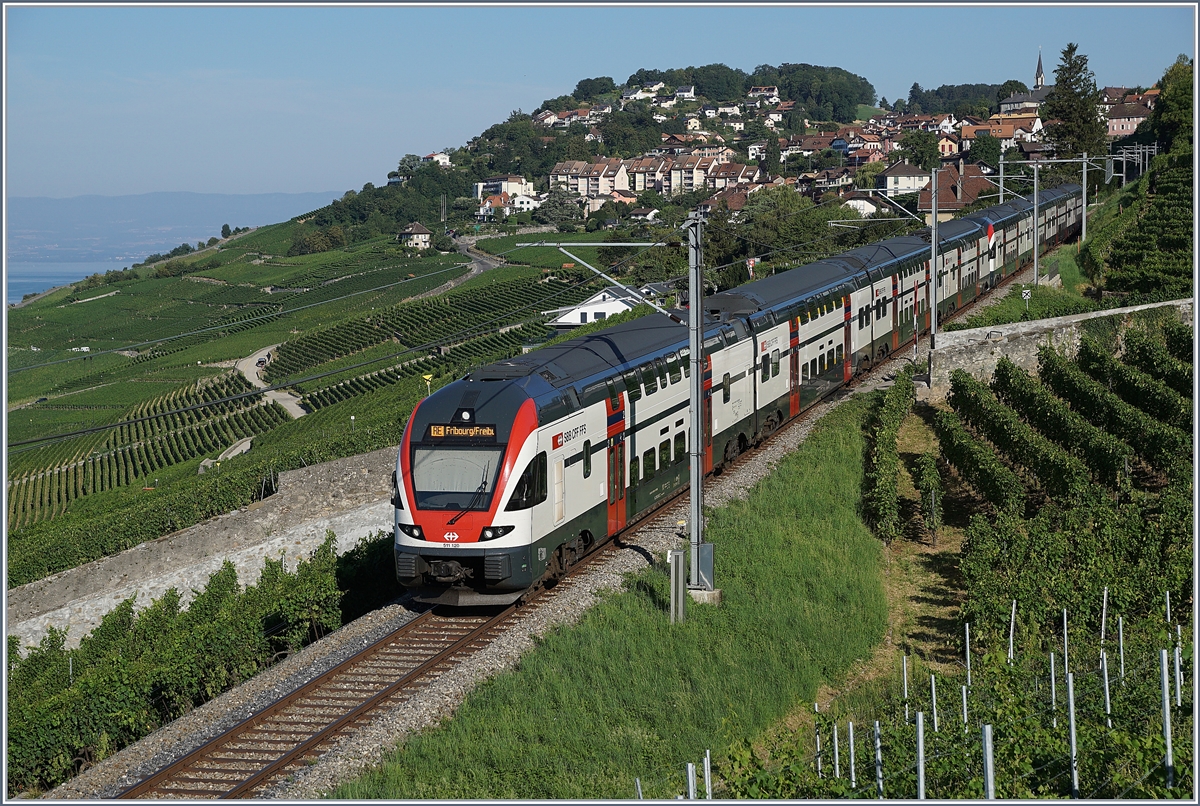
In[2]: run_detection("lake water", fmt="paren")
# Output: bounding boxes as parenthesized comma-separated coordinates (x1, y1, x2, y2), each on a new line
(6, 261, 132, 306)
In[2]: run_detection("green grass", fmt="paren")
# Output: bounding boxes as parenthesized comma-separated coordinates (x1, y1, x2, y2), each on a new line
(856, 104, 888, 120)
(332, 396, 887, 799)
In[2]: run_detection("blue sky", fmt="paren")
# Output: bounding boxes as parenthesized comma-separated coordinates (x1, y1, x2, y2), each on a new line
(5, 3, 1194, 198)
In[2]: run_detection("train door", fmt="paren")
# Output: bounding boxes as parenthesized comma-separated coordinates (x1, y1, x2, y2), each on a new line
(605, 391, 626, 535)
(789, 316, 800, 417)
(842, 294, 853, 383)
(890, 274, 900, 353)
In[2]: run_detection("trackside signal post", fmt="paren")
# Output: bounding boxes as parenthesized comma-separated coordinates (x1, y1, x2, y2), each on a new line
(518, 218, 717, 611)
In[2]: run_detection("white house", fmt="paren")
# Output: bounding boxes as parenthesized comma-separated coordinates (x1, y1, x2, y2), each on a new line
(422, 152, 452, 167)
(510, 193, 546, 213)
(543, 287, 641, 331)
(675, 85, 696, 99)
(399, 221, 433, 249)
(875, 161, 930, 198)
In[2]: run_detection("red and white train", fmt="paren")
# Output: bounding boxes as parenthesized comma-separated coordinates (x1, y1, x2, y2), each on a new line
(392, 184, 1083, 605)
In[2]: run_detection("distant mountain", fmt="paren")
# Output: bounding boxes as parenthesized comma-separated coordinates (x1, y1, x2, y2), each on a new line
(6, 191, 341, 264)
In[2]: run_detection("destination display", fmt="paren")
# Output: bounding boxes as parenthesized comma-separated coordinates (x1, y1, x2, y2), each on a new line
(425, 423, 497, 441)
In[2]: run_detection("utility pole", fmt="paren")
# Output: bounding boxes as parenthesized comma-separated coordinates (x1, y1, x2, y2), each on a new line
(930, 167, 939, 349)
(687, 212, 706, 591)
(998, 157, 1005, 204)
(1032, 162, 1040, 287)
(1081, 152, 1087, 243)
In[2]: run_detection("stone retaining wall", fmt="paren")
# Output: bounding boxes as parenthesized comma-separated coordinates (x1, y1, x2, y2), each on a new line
(928, 298, 1193, 398)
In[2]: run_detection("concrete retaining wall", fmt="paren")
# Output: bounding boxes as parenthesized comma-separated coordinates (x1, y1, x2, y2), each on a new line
(928, 298, 1193, 397)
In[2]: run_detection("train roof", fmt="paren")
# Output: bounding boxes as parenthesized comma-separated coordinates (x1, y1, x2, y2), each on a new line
(469, 311, 690, 390)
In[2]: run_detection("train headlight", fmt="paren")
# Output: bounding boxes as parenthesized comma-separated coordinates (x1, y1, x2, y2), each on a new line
(479, 525, 515, 541)
(397, 523, 425, 540)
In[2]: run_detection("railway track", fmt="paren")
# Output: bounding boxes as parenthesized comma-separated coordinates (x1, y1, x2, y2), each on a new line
(115, 250, 1049, 800)
(119, 607, 518, 799)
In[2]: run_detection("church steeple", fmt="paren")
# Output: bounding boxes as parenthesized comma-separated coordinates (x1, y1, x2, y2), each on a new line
(1035, 48, 1045, 90)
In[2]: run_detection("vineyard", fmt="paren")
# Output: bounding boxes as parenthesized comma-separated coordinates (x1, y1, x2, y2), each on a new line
(265, 275, 591, 382)
(1080, 151, 1194, 302)
(725, 319, 1194, 798)
(7, 372, 291, 529)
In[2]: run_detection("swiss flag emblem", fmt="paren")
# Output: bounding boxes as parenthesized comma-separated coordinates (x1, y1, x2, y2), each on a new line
(987, 223, 995, 249)
(552, 433, 563, 449)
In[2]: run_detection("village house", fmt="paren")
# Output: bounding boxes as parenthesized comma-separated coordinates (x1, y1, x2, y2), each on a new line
(629, 208, 659, 222)
(675, 85, 696, 99)
(663, 154, 716, 195)
(1106, 102, 1152, 138)
(813, 166, 857, 193)
(875, 161, 930, 198)
(398, 221, 433, 249)
(509, 192, 546, 213)
(548, 160, 590, 195)
(476, 193, 511, 222)
(937, 132, 960, 158)
(716, 103, 741, 116)
(842, 191, 886, 218)
(999, 53, 1054, 114)
(421, 152, 452, 167)
(917, 159, 992, 223)
(747, 85, 781, 103)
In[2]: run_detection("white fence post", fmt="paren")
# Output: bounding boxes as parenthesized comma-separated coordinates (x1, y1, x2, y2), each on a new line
(635, 778, 643, 799)
(1067, 672, 1079, 798)
(903, 655, 910, 722)
(815, 703, 822, 778)
(703, 750, 712, 799)
(1118, 617, 1125, 683)
(1174, 625, 1182, 709)
(687, 762, 697, 800)
(1102, 651, 1112, 728)
(916, 712, 926, 799)
(1161, 649, 1175, 788)
(965, 623, 972, 685)
(961, 685, 968, 732)
(1008, 599, 1017, 664)
(874, 720, 884, 799)
(1063, 609, 1070, 676)
(982, 723, 995, 799)
(849, 721, 857, 789)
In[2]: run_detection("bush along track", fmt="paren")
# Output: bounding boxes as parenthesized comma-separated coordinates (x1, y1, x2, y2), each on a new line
(861, 365, 915, 543)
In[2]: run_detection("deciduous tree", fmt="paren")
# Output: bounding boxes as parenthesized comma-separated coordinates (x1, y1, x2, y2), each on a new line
(1148, 54, 1193, 152)
(897, 130, 939, 171)
(970, 132, 1002, 168)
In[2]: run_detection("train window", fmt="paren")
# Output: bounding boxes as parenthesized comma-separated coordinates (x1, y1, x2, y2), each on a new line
(606, 380, 620, 409)
(859, 306, 869, 329)
(660, 439, 671, 467)
(818, 352, 826, 374)
(505, 451, 547, 511)
(668, 354, 682, 384)
(657, 359, 669, 388)
(674, 433, 686, 464)
(836, 345, 844, 365)
(810, 358, 817, 378)
(629, 456, 639, 486)
(771, 349, 780, 378)
(679, 347, 691, 378)
(623, 371, 641, 402)
(642, 364, 657, 395)
(643, 448, 656, 480)
(583, 440, 591, 479)
(761, 354, 770, 383)
(801, 360, 809, 380)
(828, 348, 836, 370)
(722, 372, 731, 403)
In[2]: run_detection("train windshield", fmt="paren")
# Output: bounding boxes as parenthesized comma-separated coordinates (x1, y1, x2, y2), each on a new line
(411, 445, 506, 510)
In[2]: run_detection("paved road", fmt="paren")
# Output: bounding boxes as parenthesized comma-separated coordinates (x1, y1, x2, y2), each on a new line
(235, 344, 307, 418)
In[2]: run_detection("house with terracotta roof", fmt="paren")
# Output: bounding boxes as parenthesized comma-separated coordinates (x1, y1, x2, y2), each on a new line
(937, 132, 960, 157)
(696, 185, 759, 218)
(476, 193, 510, 222)
(422, 152, 452, 167)
(917, 160, 992, 223)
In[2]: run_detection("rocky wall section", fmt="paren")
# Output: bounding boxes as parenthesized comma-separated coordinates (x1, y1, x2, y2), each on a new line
(928, 298, 1193, 399)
